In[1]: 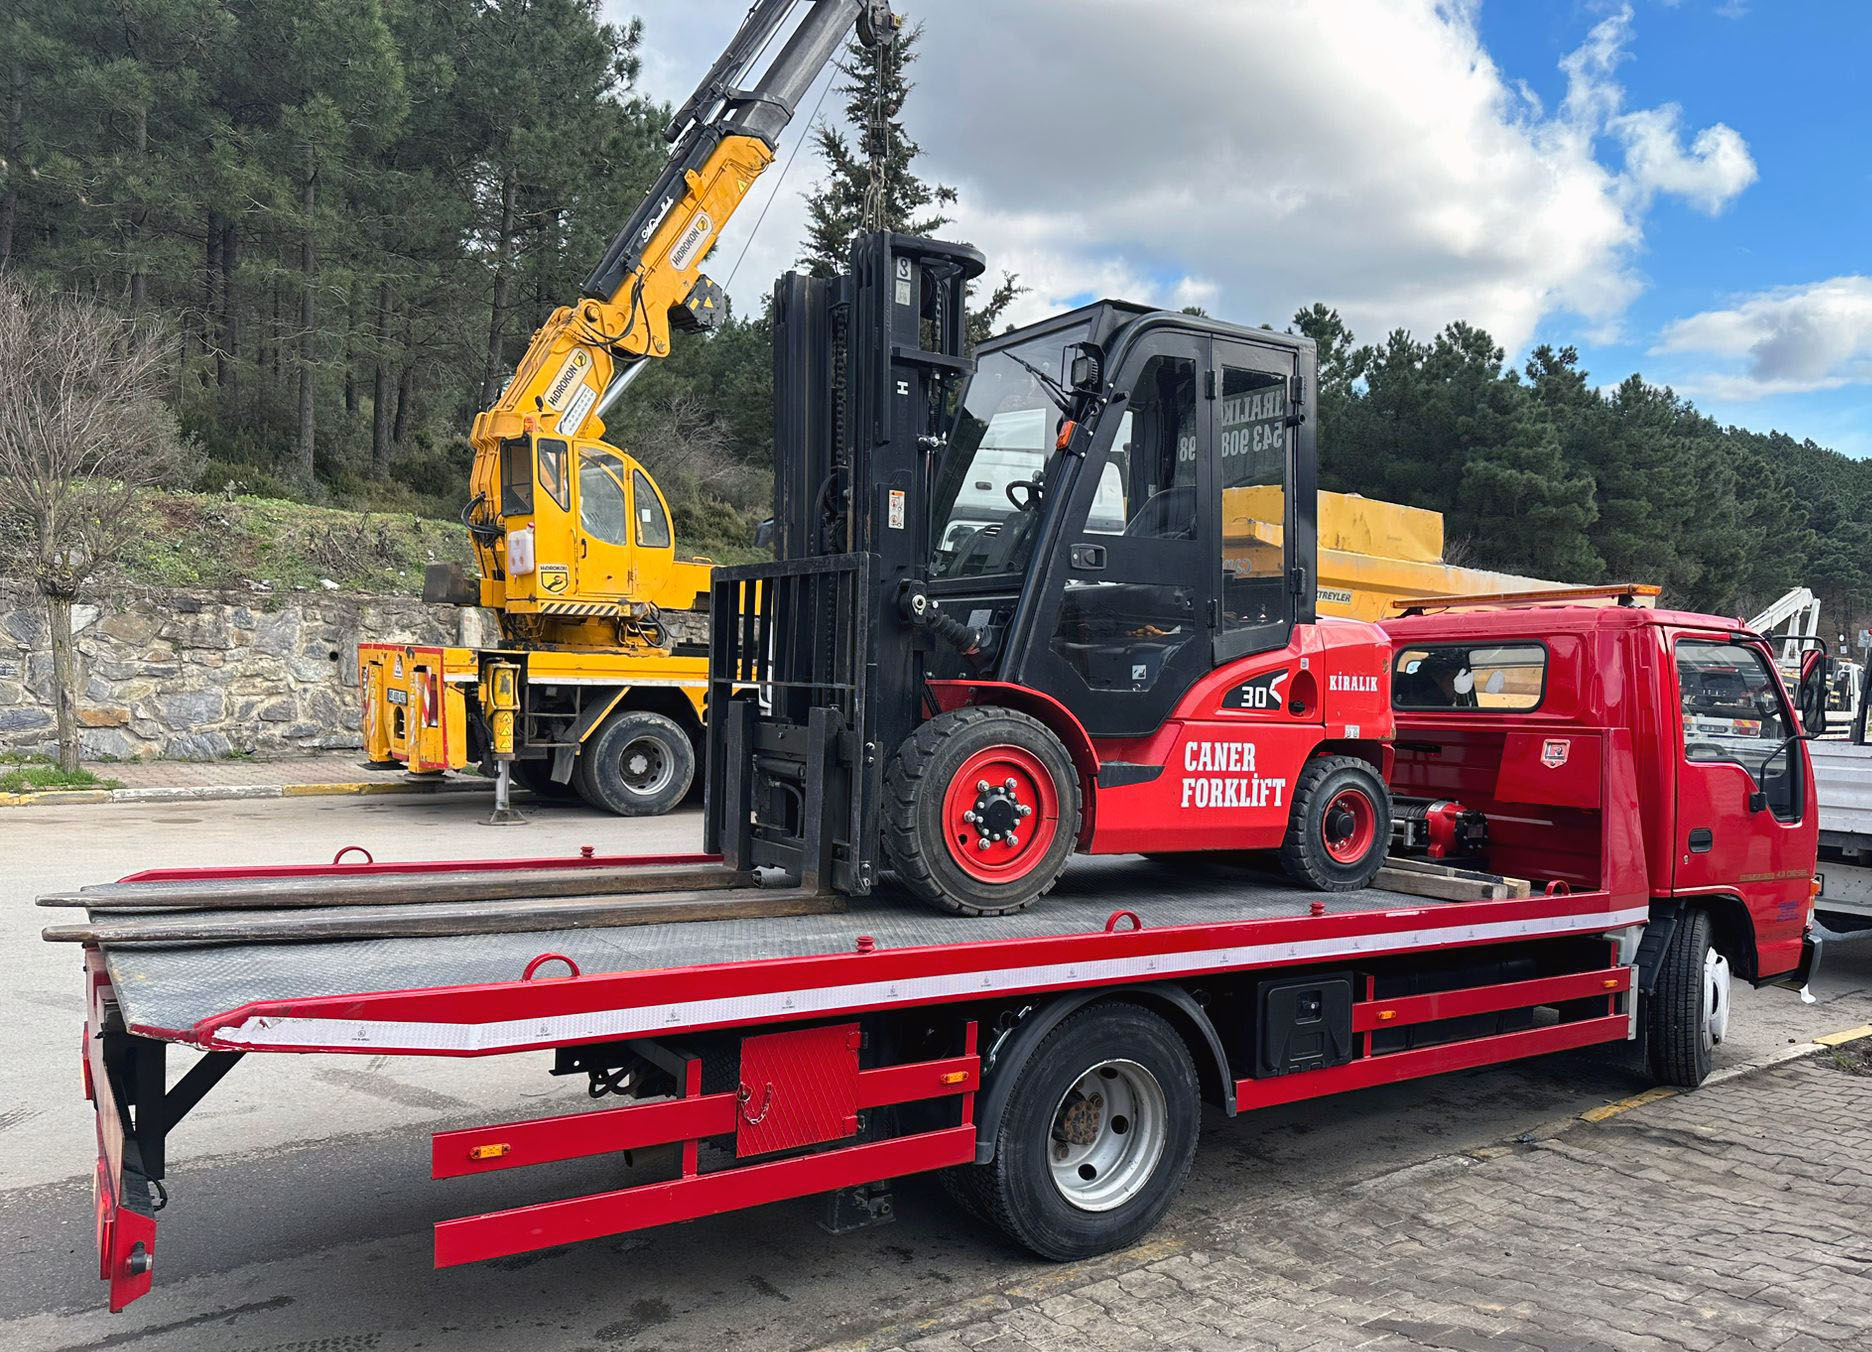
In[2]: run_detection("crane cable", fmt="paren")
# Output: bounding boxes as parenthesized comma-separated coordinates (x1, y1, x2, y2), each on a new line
(862, 18, 896, 230)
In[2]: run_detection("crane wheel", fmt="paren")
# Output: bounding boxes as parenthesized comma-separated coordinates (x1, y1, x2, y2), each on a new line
(1278, 755, 1391, 892)
(883, 707, 1081, 916)
(573, 709, 695, 817)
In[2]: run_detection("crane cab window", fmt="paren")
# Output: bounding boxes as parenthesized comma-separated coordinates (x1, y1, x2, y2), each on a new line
(578, 449, 630, 546)
(537, 439, 570, 511)
(499, 437, 534, 518)
(1675, 639, 1799, 821)
(632, 469, 671, 549)
(1394, 643, 1547, 711)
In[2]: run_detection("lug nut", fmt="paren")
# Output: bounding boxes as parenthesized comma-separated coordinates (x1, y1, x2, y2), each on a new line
(976, 838, 991, 850)
(1006, 834, 1019, 848)
(963, 810, 977, 824)
(977, 780, 990, 792)
(1004, 778, 1018, 792)
(1017, 804, 1033, 818)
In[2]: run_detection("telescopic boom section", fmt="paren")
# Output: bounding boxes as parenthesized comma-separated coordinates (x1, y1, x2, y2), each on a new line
(468, 1, 893, 507)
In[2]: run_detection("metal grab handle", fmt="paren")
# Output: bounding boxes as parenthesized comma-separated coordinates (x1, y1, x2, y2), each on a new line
(1104, 910, 1143, 933)
(1544, 880, 1572, 897)
(522, 953, 581, 981)
(332, 845, 375, 866)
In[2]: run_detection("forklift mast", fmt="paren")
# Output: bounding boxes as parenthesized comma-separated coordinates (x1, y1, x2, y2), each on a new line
(707, 232, 985, 894)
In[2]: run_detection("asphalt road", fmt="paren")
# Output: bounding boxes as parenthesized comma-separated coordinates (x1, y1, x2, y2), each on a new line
(4, 794, 1870, 1351)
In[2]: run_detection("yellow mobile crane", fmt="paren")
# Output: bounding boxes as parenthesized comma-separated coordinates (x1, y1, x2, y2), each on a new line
(360, 1, 898, 818)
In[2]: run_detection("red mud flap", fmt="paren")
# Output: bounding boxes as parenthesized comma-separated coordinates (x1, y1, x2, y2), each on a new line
(432, 1024, 979, 1268)
(86, 956, 156, 1312)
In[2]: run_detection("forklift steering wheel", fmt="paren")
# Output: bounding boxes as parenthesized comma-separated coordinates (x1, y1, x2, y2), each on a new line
(1006, 479, 1041, 512)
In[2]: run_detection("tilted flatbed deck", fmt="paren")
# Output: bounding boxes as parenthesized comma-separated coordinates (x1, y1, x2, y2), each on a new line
(90, 856, 1643, 1056)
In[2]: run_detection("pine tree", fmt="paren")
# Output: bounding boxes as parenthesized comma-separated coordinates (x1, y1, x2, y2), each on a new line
(799, 23, 957, 276)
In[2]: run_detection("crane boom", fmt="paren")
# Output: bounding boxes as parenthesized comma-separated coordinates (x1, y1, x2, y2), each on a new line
(466, 1, 894, 624)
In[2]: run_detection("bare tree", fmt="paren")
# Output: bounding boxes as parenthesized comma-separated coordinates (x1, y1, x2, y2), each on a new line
(0, 276, 192, 770)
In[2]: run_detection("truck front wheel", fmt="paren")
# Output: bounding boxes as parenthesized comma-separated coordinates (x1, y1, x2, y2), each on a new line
(573, 710, 695, 816)
(946, 1002, 1199, 1260)
(1645, 907, 1728, 1087)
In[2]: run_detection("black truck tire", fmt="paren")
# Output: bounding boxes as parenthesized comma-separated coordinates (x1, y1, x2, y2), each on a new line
(1278, 755, 1392, 892)
(1645, 907, 1728, 1087)
(515, 758, 579, 800)
(881, 706, 1081, 916)
(573, 709, 695, 817)
(944, 1002, 1199, 1260)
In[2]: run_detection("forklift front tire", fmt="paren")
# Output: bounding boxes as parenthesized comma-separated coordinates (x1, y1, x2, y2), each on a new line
(883, 706, 1081, 916)
(1278, 755, 1391, 892)
(573, 710, 695, 817)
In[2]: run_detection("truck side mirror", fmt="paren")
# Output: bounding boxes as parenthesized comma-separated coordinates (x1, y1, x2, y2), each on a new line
(1796, 648, 1833, 737)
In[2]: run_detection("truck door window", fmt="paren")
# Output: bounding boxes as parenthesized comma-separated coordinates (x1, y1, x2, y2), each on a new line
(578, 449, 631, 546)
(1675, 639, 1800, 821)
(632, 469, 671, 548)
(1218, 364, 1290, 632)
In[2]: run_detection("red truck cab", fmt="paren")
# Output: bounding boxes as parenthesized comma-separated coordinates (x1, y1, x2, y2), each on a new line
(1383, 589, 1820, 1001)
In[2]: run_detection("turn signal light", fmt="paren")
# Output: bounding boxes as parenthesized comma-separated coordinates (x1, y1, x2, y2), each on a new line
(1603, 978, 1621, 989)
(939, 1070, 970, 1086)
(1812, 876, 1823, 898)
(468, 1142, 511, 1161)
(1375, 1010, 1397, 1022)
(1055, 420, 1076, 450)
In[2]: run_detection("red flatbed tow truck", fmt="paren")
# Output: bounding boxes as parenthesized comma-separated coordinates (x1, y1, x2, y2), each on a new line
(51, 587, 1824, 1312)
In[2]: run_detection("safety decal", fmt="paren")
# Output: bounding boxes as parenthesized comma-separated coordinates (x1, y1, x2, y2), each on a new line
(538, 564, 571, 596)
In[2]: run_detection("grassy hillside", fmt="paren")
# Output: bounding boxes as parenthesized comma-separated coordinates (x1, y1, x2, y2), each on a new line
(117, 491, 470, 595)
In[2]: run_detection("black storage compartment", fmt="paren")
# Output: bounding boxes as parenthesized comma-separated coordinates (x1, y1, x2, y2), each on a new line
(1369, 955, 1538, 1054)
(1253, 971, 1355, 1078)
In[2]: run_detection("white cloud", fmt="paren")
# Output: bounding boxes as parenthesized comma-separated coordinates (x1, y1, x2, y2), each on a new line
(611, 1, 1754, 354)
(1655, 277, 1872, 399)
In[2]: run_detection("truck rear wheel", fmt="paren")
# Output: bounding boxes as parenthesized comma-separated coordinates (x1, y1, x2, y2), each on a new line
(573, 710, 694, 817)
(1278, 755, 1391, 892)
(882, 707, 1081, 916)
(945, 1002, 1199, 1260)
(1645, 907, 1727, 1087)
(515, 758, 579, 801)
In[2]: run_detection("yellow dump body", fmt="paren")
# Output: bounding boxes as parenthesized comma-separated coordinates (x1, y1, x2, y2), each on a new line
(1224, 488, 1569, 621)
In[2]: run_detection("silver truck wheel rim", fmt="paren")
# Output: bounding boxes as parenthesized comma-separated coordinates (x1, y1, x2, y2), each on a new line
(1047, 1059, 1167, 1212)
(620, 737, 674, 797)
(1703, 947, 1731, 1048)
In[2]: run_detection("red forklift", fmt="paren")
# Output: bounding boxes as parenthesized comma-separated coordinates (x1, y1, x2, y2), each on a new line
(708, 233, 1395, 916)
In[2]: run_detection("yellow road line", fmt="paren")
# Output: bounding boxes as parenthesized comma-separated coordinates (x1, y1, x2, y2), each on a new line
(1580, 1086, 1679, 1122)
(1814, 1024, 1872, 1048)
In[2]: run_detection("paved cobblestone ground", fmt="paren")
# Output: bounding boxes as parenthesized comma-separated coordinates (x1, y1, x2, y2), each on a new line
(100, 750, 396, 787)
(848, 1054, 1872, 1352)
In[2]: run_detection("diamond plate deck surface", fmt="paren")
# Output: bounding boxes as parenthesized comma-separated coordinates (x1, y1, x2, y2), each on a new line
(101, 857, 1440, 1036)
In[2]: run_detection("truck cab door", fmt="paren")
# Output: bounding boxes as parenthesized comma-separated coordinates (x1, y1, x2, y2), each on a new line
(1670, 634, 1816, 973)
(573, 443, 639, 603)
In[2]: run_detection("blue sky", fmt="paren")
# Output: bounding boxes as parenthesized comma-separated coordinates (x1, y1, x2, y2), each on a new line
(1484, 1, 1872, 454)
(619, 1, 1872, 457)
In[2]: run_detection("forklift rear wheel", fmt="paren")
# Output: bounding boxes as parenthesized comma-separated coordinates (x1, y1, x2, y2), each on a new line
(573, 710, 695, 817)
(1278, 755, 1391, 891)
(1645, 907, 1725, 1087)
(515, 759, 579, 801)
(882, 706, 1081, 916)
(944, 1002, 1199, 1260)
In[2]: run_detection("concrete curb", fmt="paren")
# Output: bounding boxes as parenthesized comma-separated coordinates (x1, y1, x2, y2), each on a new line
(0, 776, 496, 809)
(1569, 1021, 1872, 1127)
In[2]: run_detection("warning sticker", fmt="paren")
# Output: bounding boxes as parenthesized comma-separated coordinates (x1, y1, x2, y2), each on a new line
(557, 381, 598, 436)
(888, 489, 906, 530)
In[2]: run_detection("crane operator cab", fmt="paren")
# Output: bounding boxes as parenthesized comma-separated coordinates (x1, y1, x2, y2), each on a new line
(708, 234, 1395, 916)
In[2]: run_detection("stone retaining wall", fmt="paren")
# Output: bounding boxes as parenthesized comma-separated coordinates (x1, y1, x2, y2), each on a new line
(0, 582, 493, 761)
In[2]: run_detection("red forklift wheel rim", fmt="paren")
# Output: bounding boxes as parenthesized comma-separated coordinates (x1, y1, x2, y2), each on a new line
(1321, 787, 1378, 865)
(942, 746, 1060, 883)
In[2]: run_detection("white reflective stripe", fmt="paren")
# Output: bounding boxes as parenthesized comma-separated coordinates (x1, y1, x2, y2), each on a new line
(215, 904, 1652, 1054)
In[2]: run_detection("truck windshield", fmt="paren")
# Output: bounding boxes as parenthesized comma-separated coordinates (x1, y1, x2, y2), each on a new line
(930, 324, 1093, 578)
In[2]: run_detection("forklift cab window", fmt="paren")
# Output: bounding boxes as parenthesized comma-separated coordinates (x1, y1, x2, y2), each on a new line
(1049, 352, 1203, 696)
(929, 324, 1090, 579)
(1675, 639, 1800, 821)
(578, 448, 630, 546)
(632, 469, 671, 549)
(1218, 365, 1289, 630)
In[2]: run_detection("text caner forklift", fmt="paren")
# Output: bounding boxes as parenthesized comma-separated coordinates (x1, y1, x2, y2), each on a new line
(707, 232, 1397, 915)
